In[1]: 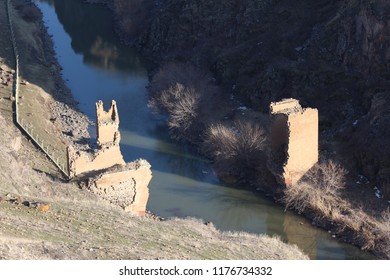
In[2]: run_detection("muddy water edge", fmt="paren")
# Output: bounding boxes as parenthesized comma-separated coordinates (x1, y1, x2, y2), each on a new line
(34, 0, 375, 259)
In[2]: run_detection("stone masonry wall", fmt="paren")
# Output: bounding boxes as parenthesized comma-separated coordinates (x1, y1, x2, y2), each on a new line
(67, 100, 152, 216)
(67, 145, 125, 178)
(270, 99, 318, 187)
(96, 100, 120, 147)
(91, 160, 152, 216)
(67, 100, 125, 178)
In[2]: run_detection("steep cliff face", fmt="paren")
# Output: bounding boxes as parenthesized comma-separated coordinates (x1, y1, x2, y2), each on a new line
(112, 0, 390, 111)
(329, 0, 390, 76)
(108, 0, 390, 198)
(109, 0, 390, 81)
(352, 92, 390, 198)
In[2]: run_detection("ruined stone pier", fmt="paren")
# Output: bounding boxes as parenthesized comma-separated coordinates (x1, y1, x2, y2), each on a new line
(270, 98, 318, 187)
(67, 100, 152, 216)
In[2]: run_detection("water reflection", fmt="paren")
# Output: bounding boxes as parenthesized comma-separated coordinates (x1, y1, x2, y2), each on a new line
(36, 0, 376, 259)
(40, 0, 148, 73)
(282, 212, 317, 259)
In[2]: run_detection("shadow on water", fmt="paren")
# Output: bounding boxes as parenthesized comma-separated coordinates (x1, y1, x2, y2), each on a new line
(36, 0, 376, 259)
(40, 0, 150, 73)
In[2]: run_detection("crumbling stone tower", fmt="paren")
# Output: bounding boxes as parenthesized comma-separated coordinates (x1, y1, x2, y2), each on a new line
(67, 100, 125, 177)
(96, 100, 120, 147)
(66, 100, 152, 216)
(270, 99, 318, 187)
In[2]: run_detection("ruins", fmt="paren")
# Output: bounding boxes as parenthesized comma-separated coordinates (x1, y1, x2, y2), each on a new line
(270, 99, 318, 187)
(67, 100, 152, 216)
(67, 100, 125, 177)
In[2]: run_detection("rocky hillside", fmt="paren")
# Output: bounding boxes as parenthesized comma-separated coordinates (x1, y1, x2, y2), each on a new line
(107, 0, 390, 199)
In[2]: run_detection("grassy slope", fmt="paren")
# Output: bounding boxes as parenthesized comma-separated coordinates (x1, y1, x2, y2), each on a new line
(0, 0, 307, 260)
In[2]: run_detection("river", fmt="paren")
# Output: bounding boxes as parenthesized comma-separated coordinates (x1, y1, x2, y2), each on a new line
(35, 0, 374, 259)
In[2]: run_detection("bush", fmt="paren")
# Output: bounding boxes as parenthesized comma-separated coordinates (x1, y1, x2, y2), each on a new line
(378, 209, 390, 258)
(283, 160, 348, 214)
(202, 121, 267, 179)
(303, 160, 348, 195)
(283, 181, 390, 258)
(150, 83, 200, 139)
(283, 182, 321, 214)
(149, 62, 222, 141)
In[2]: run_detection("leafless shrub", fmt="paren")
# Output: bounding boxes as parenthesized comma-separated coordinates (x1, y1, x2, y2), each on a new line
(202, 121, 267, 178)
(377, 209, 390, 258)
(284, 161, 348, 214)
(283, 159, 390, 258)
(303, 160, 348, 195)
(150, 83, 201, 139)
(283, 182, 312, 214)
(149, 62, 222, 141)
(283, 181, 340, 216)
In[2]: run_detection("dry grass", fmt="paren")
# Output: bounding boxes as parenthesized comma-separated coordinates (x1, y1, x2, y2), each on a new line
(7, 0, 70, 175)
(0, 0, 15, 122)
(283, 161, 390, 259)
(284, 161, 348, 214)
(0, 0, 61, 176)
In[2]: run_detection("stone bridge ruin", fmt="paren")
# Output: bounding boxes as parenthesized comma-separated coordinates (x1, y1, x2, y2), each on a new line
(270, 98, 318, 187)
(67, 100, 152, 216)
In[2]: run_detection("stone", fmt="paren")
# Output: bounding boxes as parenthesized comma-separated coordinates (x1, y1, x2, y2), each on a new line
(67, 100, 152, 216)
(270, 98, 318, 187)
(96, 100, 120, 147)
(90, 160, 152, 216)
(67, 100, 125, 177)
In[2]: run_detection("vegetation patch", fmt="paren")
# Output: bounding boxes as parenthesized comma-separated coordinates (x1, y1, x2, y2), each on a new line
(283, 161, 390, 259)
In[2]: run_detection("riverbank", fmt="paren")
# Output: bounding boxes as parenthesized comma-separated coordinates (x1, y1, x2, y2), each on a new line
(97, 0, 390, 258)
(0, 0, 308, 259)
